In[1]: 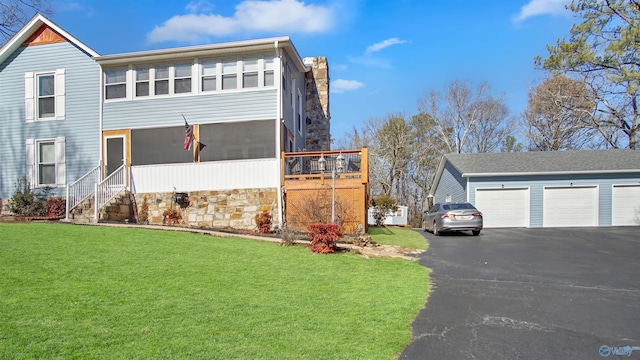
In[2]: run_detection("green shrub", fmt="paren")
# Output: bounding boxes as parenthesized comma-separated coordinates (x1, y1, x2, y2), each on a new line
(8, 178, 46, 216)
(370, 195, 398, 226)
(308, 223, 343, 254)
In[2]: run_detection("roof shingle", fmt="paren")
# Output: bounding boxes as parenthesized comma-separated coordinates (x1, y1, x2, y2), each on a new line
(445, 149, 640, 175)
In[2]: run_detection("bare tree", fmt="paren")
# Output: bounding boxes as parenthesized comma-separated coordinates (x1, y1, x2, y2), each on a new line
(523, 74, 596, 151)
(0, 0, 53, 42)
(418, 80, 511, 154)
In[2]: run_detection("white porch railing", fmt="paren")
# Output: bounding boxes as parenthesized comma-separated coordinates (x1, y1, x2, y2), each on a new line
(94, 164, 127, 220)
(66, 165, 101, 220)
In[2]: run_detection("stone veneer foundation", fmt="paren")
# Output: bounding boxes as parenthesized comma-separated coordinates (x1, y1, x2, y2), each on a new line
(133, 188, 279, 230)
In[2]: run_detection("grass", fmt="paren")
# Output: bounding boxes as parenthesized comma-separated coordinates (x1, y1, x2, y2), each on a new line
(0, 223, 428, 359)
(367, 226, 428, 250)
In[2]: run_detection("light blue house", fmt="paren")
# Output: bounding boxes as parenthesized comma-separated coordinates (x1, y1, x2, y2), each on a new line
(0, 14, 100, 202)
(0, 14, 331, 230)
(430, 150, 640, 228)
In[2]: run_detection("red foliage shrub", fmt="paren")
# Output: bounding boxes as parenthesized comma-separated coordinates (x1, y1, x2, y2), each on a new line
(162, 208, 182, 225)
(44, 197, 66, 218)
(308, 223, 343, 254)
(255, 210, 273, 234)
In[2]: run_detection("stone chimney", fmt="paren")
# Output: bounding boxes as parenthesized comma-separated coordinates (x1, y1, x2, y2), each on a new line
(303, 56, 331, 151)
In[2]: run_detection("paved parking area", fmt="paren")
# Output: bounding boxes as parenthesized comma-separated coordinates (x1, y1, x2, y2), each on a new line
(400, 227, 640, 360)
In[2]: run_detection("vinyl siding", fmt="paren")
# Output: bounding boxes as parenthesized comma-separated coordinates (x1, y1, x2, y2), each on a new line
(433, 161, 467, 204)
(280, 52, 306, 151)
(0, 42, 100, 199)
(103, 88, 277, 129)
(468, 173, 640, 227)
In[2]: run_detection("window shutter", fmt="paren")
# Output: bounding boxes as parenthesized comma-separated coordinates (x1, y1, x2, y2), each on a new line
(55, 69, 66, 120)
(55, 136, 66, 186)
(24, 72, 34, 122)
(25, 139, 35, 186)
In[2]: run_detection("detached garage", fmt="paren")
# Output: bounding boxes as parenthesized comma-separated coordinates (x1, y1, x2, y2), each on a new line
(430, 149, 640, 228)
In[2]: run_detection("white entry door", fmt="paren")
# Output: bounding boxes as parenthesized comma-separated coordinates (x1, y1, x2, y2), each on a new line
(612, 185, 640, 226)
(543, 186, 598, 227)
(475, 188, 530, 228)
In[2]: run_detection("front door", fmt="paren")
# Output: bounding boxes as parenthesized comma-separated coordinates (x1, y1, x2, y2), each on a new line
(105, 136, 124, 177)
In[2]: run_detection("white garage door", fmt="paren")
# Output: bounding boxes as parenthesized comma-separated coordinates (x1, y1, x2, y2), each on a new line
(475, 188, 529, 228)
(612, 185, 640, 226)
(543, 186, 598, 227)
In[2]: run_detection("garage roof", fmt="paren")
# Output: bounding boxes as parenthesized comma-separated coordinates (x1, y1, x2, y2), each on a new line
(444, 149, 640, 177)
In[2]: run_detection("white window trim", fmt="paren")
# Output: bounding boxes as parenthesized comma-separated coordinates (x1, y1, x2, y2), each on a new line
(25, 69, 65, 122)
(103, 57, 276, 101)
(25, 137, 66, 188)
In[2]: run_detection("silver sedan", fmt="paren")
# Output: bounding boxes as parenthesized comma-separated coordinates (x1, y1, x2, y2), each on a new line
(423, 202, 483, 236)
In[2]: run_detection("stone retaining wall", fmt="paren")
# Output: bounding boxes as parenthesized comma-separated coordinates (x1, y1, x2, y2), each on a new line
(133, 188, 279, 230)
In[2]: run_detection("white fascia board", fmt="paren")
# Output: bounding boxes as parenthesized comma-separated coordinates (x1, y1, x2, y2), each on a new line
(0, 13, 99, 65)
(95, 36, 309, 72)
(461, 169, 640, 177)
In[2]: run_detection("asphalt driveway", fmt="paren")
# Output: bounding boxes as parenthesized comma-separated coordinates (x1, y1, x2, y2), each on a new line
(400, 227, 640, 360)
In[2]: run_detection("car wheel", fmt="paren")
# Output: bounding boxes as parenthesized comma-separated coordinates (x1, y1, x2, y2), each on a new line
(472, 230, 480, 236)
(433, 221, 439, 236)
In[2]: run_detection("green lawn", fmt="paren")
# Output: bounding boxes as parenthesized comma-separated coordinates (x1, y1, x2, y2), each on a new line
(368, 226, 428, 250)
(0, 223, 428, 359)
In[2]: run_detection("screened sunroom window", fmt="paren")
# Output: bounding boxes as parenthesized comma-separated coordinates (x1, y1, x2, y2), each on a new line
(131, 126, 194, 165)
(199, 120, 275, 162)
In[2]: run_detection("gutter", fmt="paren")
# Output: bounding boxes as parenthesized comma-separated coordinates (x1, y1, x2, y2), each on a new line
(462, 169, 640, 177)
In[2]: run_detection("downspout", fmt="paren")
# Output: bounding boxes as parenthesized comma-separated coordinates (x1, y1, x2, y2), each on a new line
(98, 63, 104, 179)
(274, 40, 284, 228)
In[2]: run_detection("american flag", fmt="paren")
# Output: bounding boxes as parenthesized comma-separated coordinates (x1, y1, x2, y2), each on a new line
(183, 116, 194, 151)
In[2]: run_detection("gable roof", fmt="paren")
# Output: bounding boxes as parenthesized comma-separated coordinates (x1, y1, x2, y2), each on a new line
(0, 13, 99, 65)
(431, 149, 640, 194)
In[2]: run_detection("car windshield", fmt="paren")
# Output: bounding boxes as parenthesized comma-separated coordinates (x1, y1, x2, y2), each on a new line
(442, 203, 475, 211)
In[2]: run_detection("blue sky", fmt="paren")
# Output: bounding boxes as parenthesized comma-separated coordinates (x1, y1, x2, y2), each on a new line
(49, 0, 575, 143)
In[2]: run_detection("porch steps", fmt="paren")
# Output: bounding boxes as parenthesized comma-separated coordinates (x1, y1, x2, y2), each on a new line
(67, 191, 134, 224)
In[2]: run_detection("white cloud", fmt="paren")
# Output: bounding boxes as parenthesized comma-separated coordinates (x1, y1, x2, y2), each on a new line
(513, 0, 571, 23)
(364, 37, 407, 55)
(331, 79, 364, 93)
(185, 0, 214, 13)
(148, 0, 335, 43)
(332, 63, 348, 71)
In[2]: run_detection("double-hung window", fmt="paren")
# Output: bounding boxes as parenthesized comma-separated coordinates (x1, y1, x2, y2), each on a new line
(135, 67, 150, 97)
(105, 69, 127, 99)
(37, 74, 55, 118)
(25, 137, 65, 188)
(242, 58, 258, 88)
(155, 66, 169, 95)
(264, 57, 274, 86)
(174, 64, 192, 93)
(201, 61, 217, 92)
(222, 61, 237, 90)
(25, 69, 65, 121)
(38, 141, 56, 185)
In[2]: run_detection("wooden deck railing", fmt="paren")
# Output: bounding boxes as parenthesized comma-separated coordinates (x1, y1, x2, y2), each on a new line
(281, 148, 368, 183)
